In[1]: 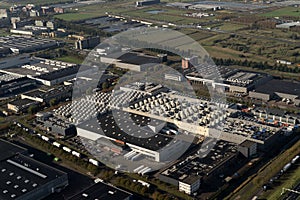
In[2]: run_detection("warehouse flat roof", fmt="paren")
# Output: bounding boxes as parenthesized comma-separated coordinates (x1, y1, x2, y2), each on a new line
(0, 154, 67, 200)
(1, 57, 77, 77)
(240, 140, 256, 148)
(161, 140, 237, 180)
(2, 67, 40, 76)
(37, 66, 80, 81)
(0, 140, 27, 162)
(181, 175, 201, 185)
(69, 182, 132, 200)
(22, 86, 72, 99)
(22, 89, 45, 98)
(105, 52, 160, 66)
(8, 98, 37, 107)
(254, 79, 300, 96)
(0, 35, 57, 53)
(78, 112, 173, 151)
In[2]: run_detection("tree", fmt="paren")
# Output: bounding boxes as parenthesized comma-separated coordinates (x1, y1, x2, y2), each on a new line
(257, 48, 262, 55)
(102, 81, 109, 90)
(28, 105, 38, 114)
(49, 98, 57, 107)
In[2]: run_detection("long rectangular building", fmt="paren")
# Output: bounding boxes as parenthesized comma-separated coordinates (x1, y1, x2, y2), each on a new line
(0, 35, 59, 54)
(0, 140, 69, 200)
(69, 182, 132, 200)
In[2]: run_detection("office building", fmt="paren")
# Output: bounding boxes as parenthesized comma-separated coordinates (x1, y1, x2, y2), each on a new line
(179, 175, 201, 195)
(238, 140, 257, 158)
(75, 36, 100, 50)
(182, 56, 198, 69)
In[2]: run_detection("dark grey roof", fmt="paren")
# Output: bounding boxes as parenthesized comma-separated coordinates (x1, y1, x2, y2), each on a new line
(23, 86, 72, 99)
(22, 90, 45, 98)
(240, 140, 256, 148)
(69, 182, 132, 200)
(182, 175, 201, 185)
(8, 99, 37, 107)
(254, 79, 300, 96)
(37, 66, 79, 81)
(118, 52, 160, 65)
(161, 140, 237, 180)
(77, 112, 173, 151)
(0, 140, 27, 162)
(0, 154, 67, 200)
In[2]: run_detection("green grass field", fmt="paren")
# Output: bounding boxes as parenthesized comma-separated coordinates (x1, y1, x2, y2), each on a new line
(55, 2, 209, 24)
(261, 7, 300, 17)
(262, 166, 300, 200)
(55, 12, 105, 21)
(0, 0, 72, 8)
(229, 139, 300, 200)
(55, 3, 133, 21)
(217, 23, 248, 31)
(55, 56, 84, 64)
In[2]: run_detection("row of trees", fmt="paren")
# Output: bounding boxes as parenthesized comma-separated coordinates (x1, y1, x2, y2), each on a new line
(19, 130, 102, 175)
(213, 58, 300, 73)
(27, 98, 58, 114)
(115, 176, 149, 196)
(55, 18, 112, 37)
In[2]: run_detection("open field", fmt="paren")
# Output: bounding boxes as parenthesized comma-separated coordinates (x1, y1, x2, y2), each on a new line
(261, 166, 300, 200)
(217, 23, 248, 31)
(55, 2, 133, 21)
(185, 30, 215, 41)
(56, 12, 106, 21)
(201, 45, 271, 62)
(118, 6, 213, 24)
(261, 7, 300, 17)
(55, 2, 212, 24)
(55, 1, 134, 21)
(198, 28, 299, 66)
(0, 0, 73, 7)
(55, 56, 84, 64)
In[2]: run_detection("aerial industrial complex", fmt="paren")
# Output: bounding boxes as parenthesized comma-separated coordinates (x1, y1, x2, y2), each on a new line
(0, 0, 299, 199)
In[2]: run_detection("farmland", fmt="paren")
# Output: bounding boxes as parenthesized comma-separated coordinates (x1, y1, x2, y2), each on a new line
(261, 7, 300, 17)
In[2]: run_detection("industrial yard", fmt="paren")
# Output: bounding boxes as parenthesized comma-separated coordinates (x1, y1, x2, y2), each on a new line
(0, 0, 299, 199)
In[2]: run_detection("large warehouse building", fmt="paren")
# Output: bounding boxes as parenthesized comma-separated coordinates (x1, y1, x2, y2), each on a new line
(69, 182, 133, 200)
(72, 82, 283, 167)
(186, 70, 272, 93)
(100, 52, 165, 72)
(0, 139, 69, 200)
(0, 35, 59, 54)
(0, 57, 95, 86)
(249, 79, 300, 106)
(76, 112, 189, 162)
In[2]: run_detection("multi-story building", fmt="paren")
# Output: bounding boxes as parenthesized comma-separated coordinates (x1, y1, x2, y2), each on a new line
(179, 175, 201, 195)
(75, 36, 100, 50)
